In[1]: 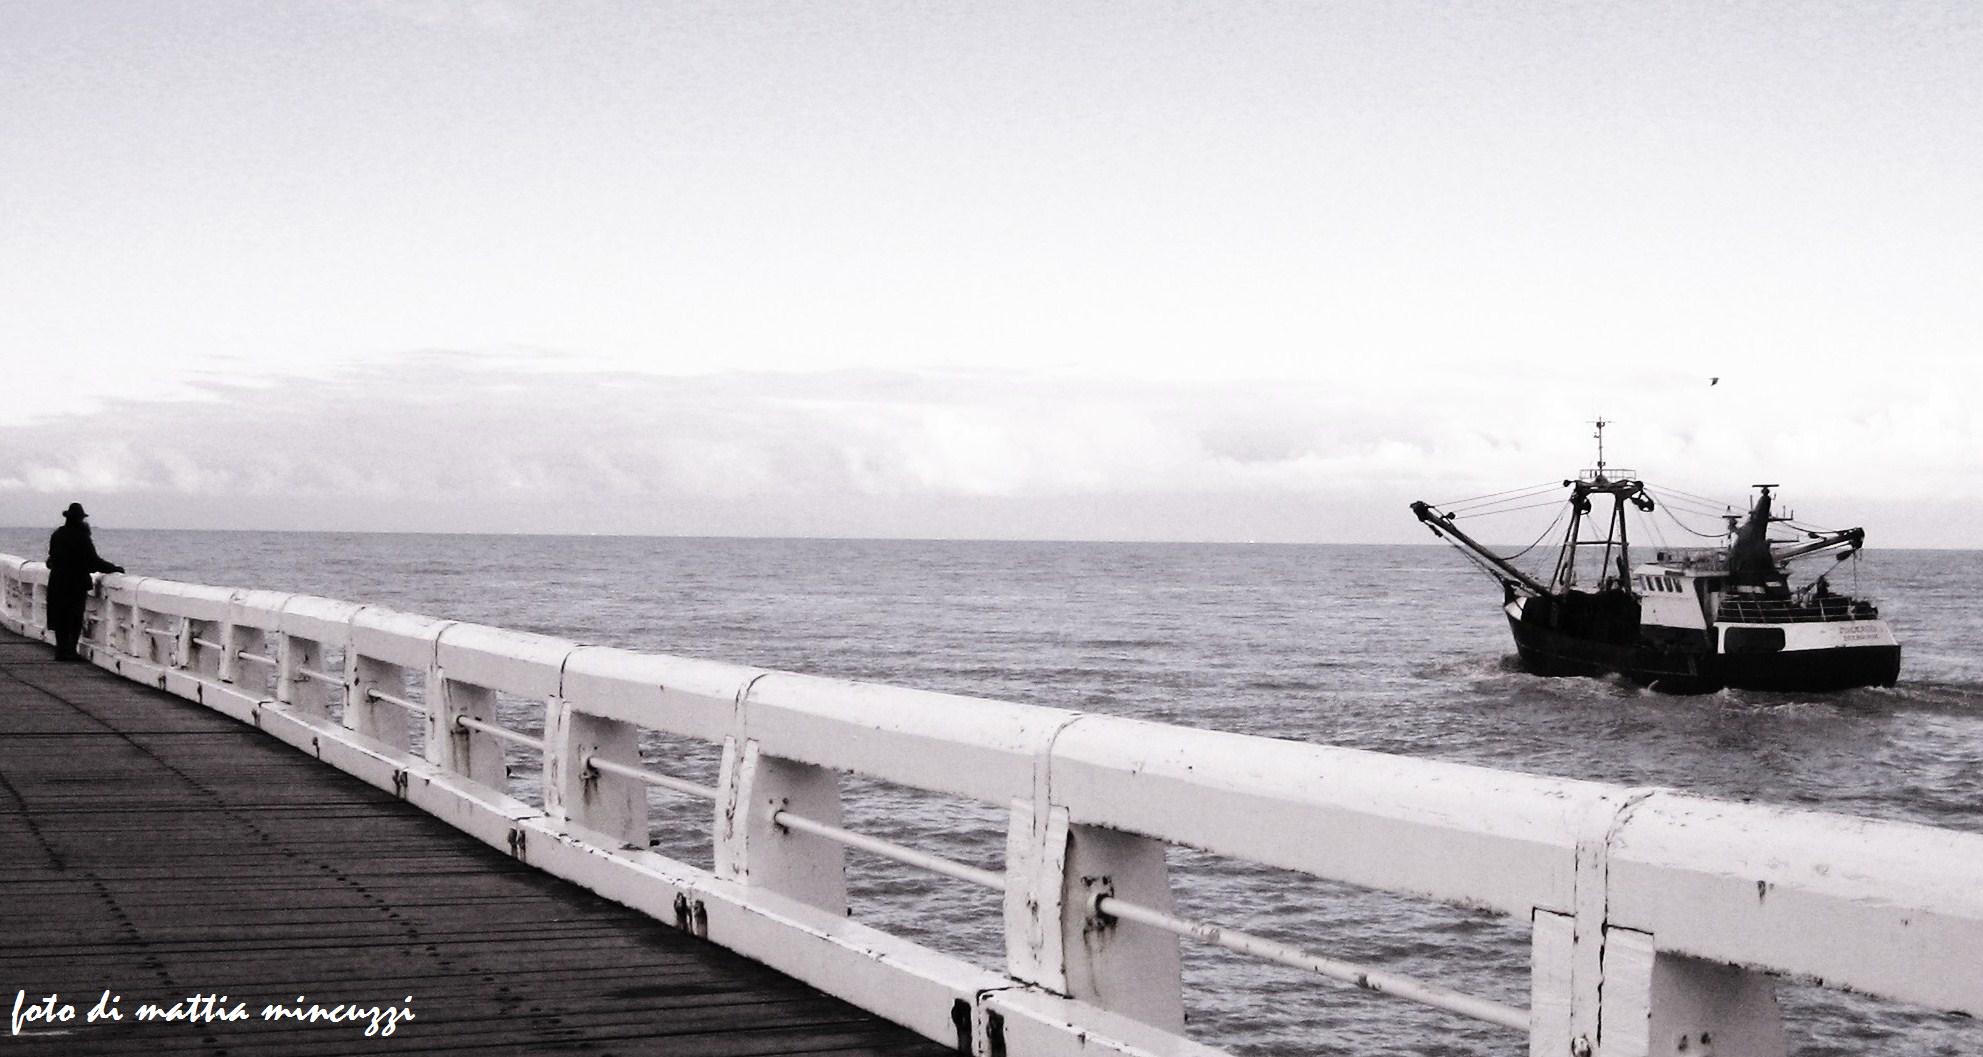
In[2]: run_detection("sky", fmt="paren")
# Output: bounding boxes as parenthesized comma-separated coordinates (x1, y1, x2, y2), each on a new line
(2, 1, 1978, 544)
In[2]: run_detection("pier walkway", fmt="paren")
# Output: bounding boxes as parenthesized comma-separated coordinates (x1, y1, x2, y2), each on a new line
(3, 557, 1981, 1057)
(0, 632, 945, 1057)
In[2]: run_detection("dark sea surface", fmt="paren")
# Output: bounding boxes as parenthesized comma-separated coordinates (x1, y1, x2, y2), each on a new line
(4, 529, 1977, 1057)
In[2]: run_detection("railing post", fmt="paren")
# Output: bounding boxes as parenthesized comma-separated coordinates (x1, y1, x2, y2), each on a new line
(275, 634, 327, 715)
(544, 697, 646, 846)
(346, 655, 412, 751)
(1529, 910, 1581, 1057)
(1592, 929, 1786, 1057)
(174, 618, 196, 673)
(192, 618, 229, 678)
(132, 604, 170, 666)
(715, 738, 848, 914)
(424, 670, 505, 789)
(96, 583, 130, 654)
(220, 623, 263, 687)
(82, 588, 106, 656)
(1004, 801, 1186, 1032)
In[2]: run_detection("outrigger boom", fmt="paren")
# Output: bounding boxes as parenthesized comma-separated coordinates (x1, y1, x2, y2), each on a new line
(1410, 501, 1549, 597)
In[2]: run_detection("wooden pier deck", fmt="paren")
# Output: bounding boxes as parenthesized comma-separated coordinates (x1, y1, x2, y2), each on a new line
(0, 631, 949, 1057)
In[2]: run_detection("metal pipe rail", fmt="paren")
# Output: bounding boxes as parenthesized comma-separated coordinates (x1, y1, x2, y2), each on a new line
(584, 754, 718, 802)
(1092, 893, 1528, 1031)
(456, 714, 545, 753)
(363, 688, 425, 714)
(770, 808, 1005, 892)
(2, 553, 1979, 1057)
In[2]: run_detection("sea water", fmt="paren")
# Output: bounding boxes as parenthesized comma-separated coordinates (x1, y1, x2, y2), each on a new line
(6, 529, 1976, 1057)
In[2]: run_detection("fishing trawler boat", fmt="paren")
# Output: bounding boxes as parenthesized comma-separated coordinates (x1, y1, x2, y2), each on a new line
(1410, 423, 1901, 693)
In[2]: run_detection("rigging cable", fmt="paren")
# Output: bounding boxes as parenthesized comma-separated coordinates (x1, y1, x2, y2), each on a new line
(1647, 483, 1740, 510)
(1644, 490, 1739, 518)
(1655, 502, 1731, 541)
(1498, 504, 1569, 564)
(1442, 485, 1568, 517)
(1430, 481, 1563, 510)
(1449, 498, 1572, 520)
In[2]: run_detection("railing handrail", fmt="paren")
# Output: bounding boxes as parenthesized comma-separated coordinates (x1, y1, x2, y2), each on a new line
(1, 555, 1977, 1057)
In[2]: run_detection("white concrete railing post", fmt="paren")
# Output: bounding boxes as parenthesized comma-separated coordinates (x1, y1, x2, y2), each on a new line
(174, 619, 198, 675)
(131, 601, 171, 667)
(345, 609, 451, 754)
(1598, 931, 1785, 1057)
(80, 585, 101, 651)
(557, 646, 762, 858)
(545, 696, 646, 846)
(427, 672, 505, 789)
(275, 633, 329, 714)
(1005, 801, 1186, 1032)
(715, 737, 849, 915)
(94, 576, 135, 659)
(219, 592, 276, 690)
(346, 653, 413, 751)
(275, 596, 363, 719)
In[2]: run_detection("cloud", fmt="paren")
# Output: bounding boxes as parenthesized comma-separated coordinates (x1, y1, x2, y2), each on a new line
(0, 351, 1972, 544)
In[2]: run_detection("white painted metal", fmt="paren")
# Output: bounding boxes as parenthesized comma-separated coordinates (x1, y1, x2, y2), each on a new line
(364, 688, 426, 714)
(585, 754, 720, 801)
(771, 808, 1005, 891)
(1095, 893, 1529, 1031)
(2, 552, 1979, 1057)
(456, 714, 546, 752)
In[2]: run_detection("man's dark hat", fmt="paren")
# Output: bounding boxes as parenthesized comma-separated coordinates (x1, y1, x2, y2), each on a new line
(62, 503, 87, 520)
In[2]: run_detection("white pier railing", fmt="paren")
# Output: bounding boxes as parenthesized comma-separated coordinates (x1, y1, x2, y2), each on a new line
(3, 553, 1979, 1057)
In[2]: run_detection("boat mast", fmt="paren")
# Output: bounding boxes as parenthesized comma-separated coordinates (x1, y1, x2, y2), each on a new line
(1550, 417, 1653, 593)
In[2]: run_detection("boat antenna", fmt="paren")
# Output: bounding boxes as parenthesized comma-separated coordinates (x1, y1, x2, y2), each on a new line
(1592, 416, 1609, 479)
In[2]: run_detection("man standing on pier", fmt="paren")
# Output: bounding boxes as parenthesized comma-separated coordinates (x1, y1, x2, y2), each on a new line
(46, 503, 123, 662)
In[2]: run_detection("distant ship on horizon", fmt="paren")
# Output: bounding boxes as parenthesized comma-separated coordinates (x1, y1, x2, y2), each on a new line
(1410, 422, 1901, 693)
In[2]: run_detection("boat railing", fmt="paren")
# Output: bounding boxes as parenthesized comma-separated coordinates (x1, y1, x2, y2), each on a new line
(1652, 548, 1730, 571)
(1576, 467, 1639, 483)
(0, 554, 1974, 1057)
(1716, 596, 1879, 624)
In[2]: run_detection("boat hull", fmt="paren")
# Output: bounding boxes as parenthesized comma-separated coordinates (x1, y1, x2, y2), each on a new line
(1505, 600, 1901, 693)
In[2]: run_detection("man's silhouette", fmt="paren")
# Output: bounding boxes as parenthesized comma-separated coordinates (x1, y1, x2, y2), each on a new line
(46, 503, 123, 661)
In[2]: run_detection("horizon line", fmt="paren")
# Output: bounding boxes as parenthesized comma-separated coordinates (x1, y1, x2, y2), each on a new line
(0, 525, 1973, 553)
